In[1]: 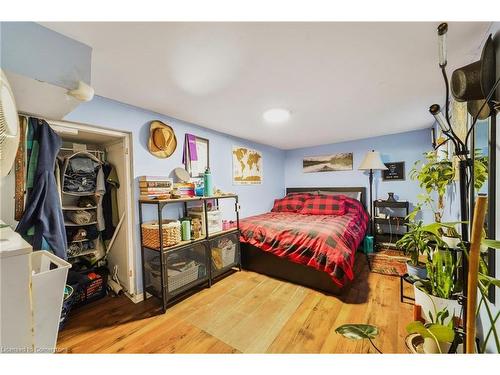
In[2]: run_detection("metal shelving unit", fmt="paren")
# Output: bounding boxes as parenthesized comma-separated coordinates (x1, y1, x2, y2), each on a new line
(373, 200, 409, 249)
(139, 195, 241, 312)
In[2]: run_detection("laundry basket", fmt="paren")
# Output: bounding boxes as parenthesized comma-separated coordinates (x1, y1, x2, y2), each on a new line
(31, 250, 71, 353)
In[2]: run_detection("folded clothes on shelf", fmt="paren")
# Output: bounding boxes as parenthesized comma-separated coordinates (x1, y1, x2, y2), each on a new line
(66, 210, 97, 225)
(68, 239, 96, 257)
(67, 225, 99, 242)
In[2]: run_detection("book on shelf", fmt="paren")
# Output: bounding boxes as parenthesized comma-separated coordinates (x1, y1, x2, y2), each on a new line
(139, 181, 173, 188)
(139, 176, 173, 182)
(139, 187, 172, 194)
(139, 194, 170, 200)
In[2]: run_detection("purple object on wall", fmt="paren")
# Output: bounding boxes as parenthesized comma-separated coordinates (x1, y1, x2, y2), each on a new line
(182, 133, 198, 164)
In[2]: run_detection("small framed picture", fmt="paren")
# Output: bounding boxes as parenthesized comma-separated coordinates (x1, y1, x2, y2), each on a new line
(184, 135, 209, 177)
(382, 161, 405, 181)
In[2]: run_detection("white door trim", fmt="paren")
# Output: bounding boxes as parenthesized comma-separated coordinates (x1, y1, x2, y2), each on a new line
(22, 113, 138, 299)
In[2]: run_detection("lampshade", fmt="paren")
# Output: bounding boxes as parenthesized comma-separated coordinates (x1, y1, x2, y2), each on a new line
(358, 150, 388, 171)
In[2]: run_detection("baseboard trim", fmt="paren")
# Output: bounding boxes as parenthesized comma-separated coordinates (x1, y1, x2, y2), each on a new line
(127, 292, 144, 304)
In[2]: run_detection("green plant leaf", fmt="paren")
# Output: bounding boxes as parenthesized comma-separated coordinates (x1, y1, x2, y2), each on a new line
(406, 321, 429, 337)
(483, 239, 500, 249)
(406, 321, 455, 343)
(427, 325, 455, 343)
(335, 324, 379, 340)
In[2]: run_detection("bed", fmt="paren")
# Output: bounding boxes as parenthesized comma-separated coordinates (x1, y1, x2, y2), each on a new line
(239, 187, 368, 294)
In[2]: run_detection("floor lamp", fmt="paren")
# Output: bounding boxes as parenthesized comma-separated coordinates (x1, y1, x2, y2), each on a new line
(359, 150, 387, 236)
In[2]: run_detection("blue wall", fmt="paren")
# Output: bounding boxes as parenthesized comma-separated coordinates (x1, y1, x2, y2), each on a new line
(284, 129, 451, 223)
(64, 96, 286, 294)
(0, 22, 92, 88)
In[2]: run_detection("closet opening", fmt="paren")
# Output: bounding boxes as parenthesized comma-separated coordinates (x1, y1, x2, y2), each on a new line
(15, 116, 136, 301)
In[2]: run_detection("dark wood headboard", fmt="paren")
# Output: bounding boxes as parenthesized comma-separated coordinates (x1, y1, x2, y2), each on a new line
(286, 186, 367, 208)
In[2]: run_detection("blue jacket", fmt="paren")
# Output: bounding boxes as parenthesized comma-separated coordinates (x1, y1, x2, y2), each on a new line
(16, 118, 67, 259)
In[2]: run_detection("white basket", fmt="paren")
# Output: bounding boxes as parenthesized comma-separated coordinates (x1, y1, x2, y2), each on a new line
(188, 210, 223, 235)
(31, 251, 71, 352)
(221, 248, 236, 268)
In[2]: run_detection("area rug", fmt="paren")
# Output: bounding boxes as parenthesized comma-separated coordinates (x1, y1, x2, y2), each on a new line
(368, 249, 409, 277)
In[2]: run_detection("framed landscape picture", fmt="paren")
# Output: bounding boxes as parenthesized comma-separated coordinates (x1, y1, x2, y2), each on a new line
(303, 152, 353, 173)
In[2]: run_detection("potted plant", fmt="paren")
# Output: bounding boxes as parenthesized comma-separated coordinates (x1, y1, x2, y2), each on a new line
(413, 247, 462, 324)
(406, 308, 456, 354)
(442, 226, 461, 249)
(396, 221, 446, 278)
(396, 222, 429, 278)
(410, 151, 455, 223)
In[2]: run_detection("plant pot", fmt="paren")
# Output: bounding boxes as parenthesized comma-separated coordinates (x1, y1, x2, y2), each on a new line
(442, 236, 460, 249)
(413, 282, 461, 325)
(406, 261, 427, 279)
(422, 338, 452, 354)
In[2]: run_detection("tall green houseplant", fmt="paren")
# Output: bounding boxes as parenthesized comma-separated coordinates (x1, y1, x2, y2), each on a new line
(410, 151, 455, 222)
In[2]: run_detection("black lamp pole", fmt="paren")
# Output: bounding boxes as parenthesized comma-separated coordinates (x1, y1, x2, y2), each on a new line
(430, 22, 499, 353)
(368, 168, 374, 236)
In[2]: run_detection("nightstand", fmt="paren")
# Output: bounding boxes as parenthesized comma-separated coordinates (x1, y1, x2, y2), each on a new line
(373, 200, 409, 250)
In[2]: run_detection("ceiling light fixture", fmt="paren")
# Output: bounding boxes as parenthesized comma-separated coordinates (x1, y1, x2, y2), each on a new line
(263, 108, 290, 123)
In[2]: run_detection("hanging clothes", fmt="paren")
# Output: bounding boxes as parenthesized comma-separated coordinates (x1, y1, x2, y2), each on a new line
(101, 162, 120, 241)
(16, 118, 67, 259)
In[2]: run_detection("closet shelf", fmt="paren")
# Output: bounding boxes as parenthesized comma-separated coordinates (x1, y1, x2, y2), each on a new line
(64, 220, 98, 227)
(62, 191, 97, 197)
(67, 249, 99, 259)
(67, 238, 94, 244)
(62, 205, 97, 211)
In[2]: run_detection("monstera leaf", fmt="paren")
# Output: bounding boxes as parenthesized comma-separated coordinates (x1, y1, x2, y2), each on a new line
(335, 324, 379, 340)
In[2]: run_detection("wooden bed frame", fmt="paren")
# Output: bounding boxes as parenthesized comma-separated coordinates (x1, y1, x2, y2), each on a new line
(240, 186, 367, 295)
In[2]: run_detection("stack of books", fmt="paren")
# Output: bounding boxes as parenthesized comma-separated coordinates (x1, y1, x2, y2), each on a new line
(173, 182, 195, 197)
(139, 176, 173, 200)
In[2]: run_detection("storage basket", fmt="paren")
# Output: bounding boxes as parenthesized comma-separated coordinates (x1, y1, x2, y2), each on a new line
(187, 210, 222, 236)
(74, 267, 108, 307)
(168, 265, 200, 291)
(211, 236, 237, 270)
(146, 256, 200, 293)
(142, 220, 181, 249)
(59, 285, 75, 330)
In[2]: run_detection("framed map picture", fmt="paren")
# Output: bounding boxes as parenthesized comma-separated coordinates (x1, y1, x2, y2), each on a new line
(232, 147, 263, 185)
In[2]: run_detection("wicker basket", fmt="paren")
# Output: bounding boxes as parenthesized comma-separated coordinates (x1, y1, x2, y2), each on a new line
(142, 220, 181, 249)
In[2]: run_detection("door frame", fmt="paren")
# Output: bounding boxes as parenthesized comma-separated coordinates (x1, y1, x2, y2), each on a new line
(22, 114, 137, 297)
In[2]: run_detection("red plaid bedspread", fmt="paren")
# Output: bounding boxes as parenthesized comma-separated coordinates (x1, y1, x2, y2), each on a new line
(239, 197, 369, 287)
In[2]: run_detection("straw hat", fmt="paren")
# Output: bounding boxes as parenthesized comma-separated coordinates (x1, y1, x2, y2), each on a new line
(147, 120, 177, 158)
(0, 70, 20, 177)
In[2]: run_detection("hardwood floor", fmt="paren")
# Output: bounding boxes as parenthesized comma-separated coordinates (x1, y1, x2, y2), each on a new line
(57, 255, 414, 353)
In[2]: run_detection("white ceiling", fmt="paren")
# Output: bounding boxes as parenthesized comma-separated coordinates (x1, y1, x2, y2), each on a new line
(41, 22, 491, 149)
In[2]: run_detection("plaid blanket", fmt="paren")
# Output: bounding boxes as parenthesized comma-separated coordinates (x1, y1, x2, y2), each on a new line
(240, 197, 369, 287)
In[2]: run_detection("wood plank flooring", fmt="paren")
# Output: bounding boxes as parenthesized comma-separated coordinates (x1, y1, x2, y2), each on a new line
(57, 255, 414, 353)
